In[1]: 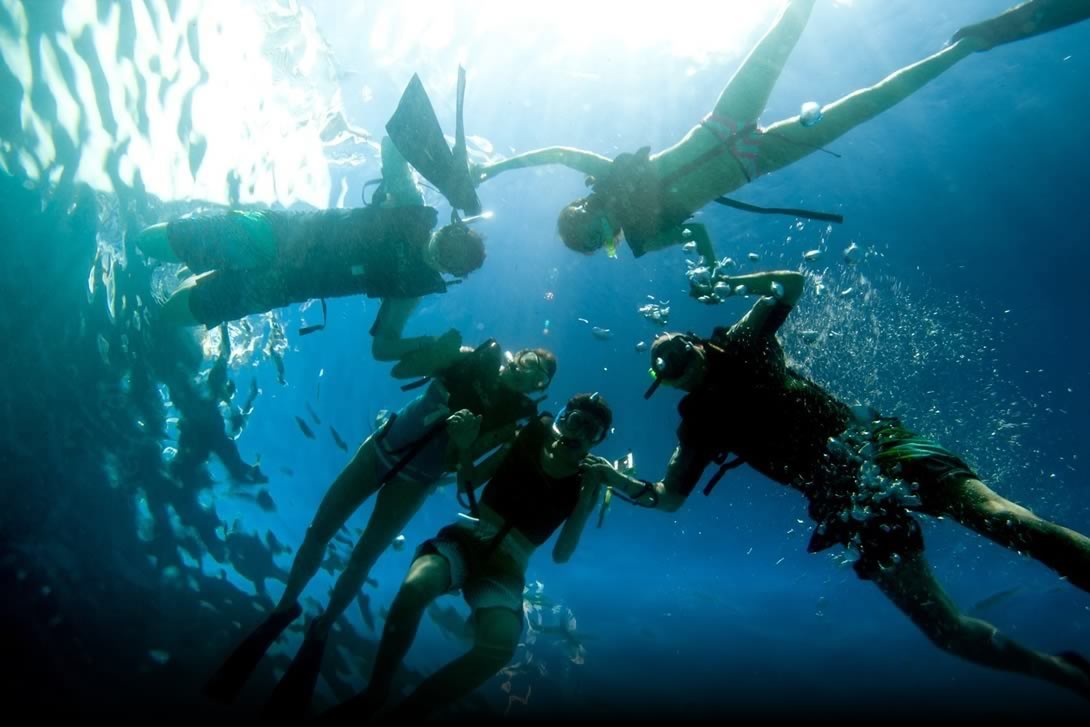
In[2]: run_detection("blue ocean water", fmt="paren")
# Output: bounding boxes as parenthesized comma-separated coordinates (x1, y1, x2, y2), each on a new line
(1, 0, 1088, 719)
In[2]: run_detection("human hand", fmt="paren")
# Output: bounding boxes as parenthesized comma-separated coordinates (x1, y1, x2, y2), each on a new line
(447, 409, 482, 450)
(390, 329, 463, 379)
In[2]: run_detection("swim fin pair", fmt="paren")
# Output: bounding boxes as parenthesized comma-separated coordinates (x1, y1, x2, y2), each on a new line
(386, 66, 482, 216)
(204, 602, 302, 703)
(261, 623, 328, 719)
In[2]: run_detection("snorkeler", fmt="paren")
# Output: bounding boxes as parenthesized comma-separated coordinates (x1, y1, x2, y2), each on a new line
(584, 269, 1090, 700)
(465, 0, 1090, 259)
(203, 337, 556, 709)
(136, 131, 485, 333)
(318, 393, 612, 721)
(141, 68, 485, 333)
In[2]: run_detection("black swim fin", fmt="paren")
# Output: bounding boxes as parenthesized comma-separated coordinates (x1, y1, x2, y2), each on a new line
(386, 67, 482, 215)
(951, 0, 1090, 51)
(262, 624, 328, 719)
(203, 602, 301, 703)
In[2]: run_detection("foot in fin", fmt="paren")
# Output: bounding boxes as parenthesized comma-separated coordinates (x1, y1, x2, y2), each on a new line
(262, 622, 328, 719)
(951, 0, 1090, 51)
(385, 69, 482, 215)
(203, 602, 302, 704)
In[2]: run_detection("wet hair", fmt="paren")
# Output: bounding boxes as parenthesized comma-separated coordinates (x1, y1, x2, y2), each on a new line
(556, 196, 606, 255)
(649, 333, 698, 381)
(432, 224, 486, 277)
(514, 347, 558, 386)
(565, 392, 612, 435)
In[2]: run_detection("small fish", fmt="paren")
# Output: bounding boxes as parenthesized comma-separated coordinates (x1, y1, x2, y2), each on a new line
(733, 285, 748, 297)
(770, 281, 784, 299)
(148, 649, 171, 665)
(255, 490, 276, 512)
(843, 241, 859, 263)
(682, 241, 697, 253)
(357, 592, 375, 632)
(969, 587, 1022, 616)
(265, 530, 289, 554)
(635, 341, 647, 352)
(295, 416, 315, 439)
(577, 317, 590, 324)
(747, 252, 759, 262)
(391, 534, 407, 552)
(280, 466, 294, 477)
(305, 401, 321, 426)
(840, 287, 854, 297)
(803, 249, 822, 261)
(271, 351, 286, 385)
(591, 327, 612, 340)
(330, 426, 349, 452)
(321, 551, 347, 574)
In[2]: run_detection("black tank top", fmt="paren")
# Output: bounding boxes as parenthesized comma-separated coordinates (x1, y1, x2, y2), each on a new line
(479, 416, 583, 546)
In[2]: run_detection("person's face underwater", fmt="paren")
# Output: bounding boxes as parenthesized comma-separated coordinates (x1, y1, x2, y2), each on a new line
(564, 201, 618, 255)
(582, 215, 617, 254)
(548, 406, 607, 459)
(650, 335, 706, 392)
(500, 350, 551, 394)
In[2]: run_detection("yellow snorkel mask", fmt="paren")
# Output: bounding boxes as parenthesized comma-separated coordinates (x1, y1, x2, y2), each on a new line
(600, 216, 619, 259)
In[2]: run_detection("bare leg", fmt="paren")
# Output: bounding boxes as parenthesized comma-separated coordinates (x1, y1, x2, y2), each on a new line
(929, 477, 1090, 594)
(757, 38, 977, 174)
(310, 475, 434, 637)
(392, 607, 521, 719)
(710, 0, 817, 125)
(873, 552, 1090, 698)
(952, 0, 1090, 50)
(365, 554, 454, 702)
(274, 438, 383, 613)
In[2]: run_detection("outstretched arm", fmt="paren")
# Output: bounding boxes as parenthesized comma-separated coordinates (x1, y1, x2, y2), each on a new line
(371, 297, 464, 375)
(630, 221, 719, 261)
(553, 475, 603, 563)
(475, 147, 613, 185)
(582, 441, 711, 514)
(723, 270, 803, 338)
(371, 297, 425, 361)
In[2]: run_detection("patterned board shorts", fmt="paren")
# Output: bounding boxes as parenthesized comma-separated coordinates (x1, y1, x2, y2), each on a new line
(808, 412, 979, 581)
(415, 524, 526, 623)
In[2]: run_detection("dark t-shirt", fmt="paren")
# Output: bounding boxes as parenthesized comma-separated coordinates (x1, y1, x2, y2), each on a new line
(670, 301, 853, 496)
(184, 206, 447, 326)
